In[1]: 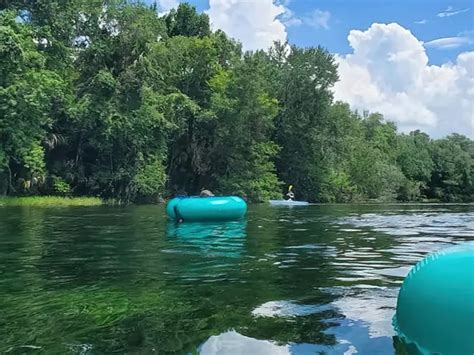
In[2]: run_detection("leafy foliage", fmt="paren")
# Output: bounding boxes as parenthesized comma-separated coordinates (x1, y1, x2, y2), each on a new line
(0, 2, 472, 202)
(430, 134, 474, 202)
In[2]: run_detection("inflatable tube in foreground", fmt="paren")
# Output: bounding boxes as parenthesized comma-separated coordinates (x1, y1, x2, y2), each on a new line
(393, 242, 474, 355)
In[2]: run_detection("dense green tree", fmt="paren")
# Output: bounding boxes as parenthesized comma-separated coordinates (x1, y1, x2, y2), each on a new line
(164, 3, 210, 38)
(271, 45, 339, 202)
(362, 112, 398, 160)
(351, 113, 405, 201)
(430, 134, 474, 202)
(348, 141, 404, 201)
(209, 53, 281, 201)
(1, 0, 104, 71)
(0, 11, 68, 194)
(396, 130, 433, 200)
(45, 3, 170, 201)
(145, 34, 220, 193)
(0, 1, 472, 203)
(317, 102, 359, 202)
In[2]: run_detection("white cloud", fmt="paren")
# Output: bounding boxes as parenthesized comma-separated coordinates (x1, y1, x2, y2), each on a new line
(425, 36, 472, 49)
(437, 6, 469, 17)
(206, 0, 288, 51)
(414, 19, 427, 25)
(333, 23, 474, 137)
(304, 9, 331, 29)
(280, 8, 303, 27)
(156, 0, 179, 16)
(278, 7, 332, 30)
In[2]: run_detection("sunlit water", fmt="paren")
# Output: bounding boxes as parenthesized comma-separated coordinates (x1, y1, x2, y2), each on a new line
(0, 204, 472, 354)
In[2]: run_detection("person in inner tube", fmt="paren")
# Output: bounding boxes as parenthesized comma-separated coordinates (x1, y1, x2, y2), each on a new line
(200, 189, 215, 197)
(286, 185, 295, 201)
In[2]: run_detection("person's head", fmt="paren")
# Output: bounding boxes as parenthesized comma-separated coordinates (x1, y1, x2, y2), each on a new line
(200, 189, 214, 197)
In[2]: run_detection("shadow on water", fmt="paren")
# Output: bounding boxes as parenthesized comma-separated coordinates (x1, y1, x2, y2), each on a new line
(0, 203, 472, 353)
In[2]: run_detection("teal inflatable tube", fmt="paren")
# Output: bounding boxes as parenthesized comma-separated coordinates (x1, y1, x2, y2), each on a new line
(393, 242, 474, 355)
(166, 196, 247, 222)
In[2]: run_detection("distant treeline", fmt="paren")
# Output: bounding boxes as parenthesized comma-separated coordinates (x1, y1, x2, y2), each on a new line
(1, 1, 473, 203)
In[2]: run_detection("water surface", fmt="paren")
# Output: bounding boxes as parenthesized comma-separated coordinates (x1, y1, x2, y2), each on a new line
(0, 204, 472, 353)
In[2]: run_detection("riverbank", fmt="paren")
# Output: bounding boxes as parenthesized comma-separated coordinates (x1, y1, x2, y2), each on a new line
(1, 195, 471, 207)
(0, 196, 103, 207)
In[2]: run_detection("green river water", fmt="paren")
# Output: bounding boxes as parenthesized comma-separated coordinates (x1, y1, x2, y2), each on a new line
(0, 204, 472, 354)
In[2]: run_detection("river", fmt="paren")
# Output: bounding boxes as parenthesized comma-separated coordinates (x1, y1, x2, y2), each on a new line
(0, 203, 472, 353)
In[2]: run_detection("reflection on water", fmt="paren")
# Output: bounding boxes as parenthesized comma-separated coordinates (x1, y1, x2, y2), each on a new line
(337, 211, 474, 237)
(166, 220, 247, 258)
(252, 300, 332, 318)
(0, 204, 472, 353)
(323, 286, 398, 338)
(201, 331, 290, 355)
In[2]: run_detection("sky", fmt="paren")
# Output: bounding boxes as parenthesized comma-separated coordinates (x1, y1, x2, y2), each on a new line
(147, 0, 474, 138)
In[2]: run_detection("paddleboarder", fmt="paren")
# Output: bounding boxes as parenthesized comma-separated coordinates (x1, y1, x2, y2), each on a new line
(286, 185, 295, 201)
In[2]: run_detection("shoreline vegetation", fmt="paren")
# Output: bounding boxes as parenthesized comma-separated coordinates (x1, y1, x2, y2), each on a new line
(0, 196, 103, 207)
(1, 2, 473, 204)
(1, 196, 472, 207)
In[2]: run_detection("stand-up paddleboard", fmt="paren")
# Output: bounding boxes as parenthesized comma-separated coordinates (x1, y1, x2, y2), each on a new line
(269, 200, 310, 206)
